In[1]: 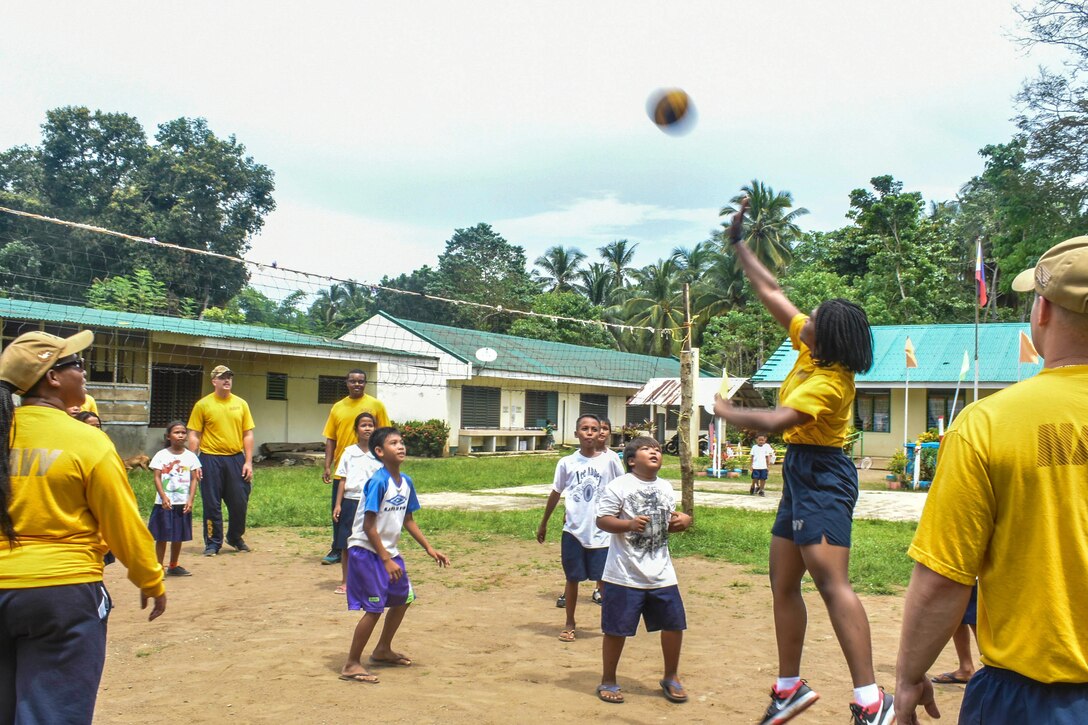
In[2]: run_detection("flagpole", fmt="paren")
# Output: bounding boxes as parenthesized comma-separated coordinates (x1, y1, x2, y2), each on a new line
(903, 367, 910, 447)
(973, 301, 980, 402)
(950, 382, 961, 426)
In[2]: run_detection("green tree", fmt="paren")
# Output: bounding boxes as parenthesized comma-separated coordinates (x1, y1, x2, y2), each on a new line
(371, 266, 449, 324)
(576, 262, 617, 306)
(431, 223, 538, 332)
(621, 259, 684, 355)
(508, 291, 614, 348)
(599, 239, 639, 289)
(533, 245, 586, 292)
(719, 180, 809, 271)
(86, 267, 194, 316)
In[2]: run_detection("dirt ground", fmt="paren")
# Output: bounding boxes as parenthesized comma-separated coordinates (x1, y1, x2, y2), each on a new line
(97, 528, 964, 724)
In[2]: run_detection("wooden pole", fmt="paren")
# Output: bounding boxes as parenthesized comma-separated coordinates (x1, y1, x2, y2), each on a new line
(679, 283, 694, 516)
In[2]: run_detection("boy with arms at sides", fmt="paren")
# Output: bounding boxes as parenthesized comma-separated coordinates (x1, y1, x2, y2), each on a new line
(339, 427, 450, 684)
(749, 434, 776, 497)
(594, 436, 692, 704)
(537, 414, 623, 640)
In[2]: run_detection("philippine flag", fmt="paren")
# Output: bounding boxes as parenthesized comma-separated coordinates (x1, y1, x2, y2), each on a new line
(975, 239, 988, 308)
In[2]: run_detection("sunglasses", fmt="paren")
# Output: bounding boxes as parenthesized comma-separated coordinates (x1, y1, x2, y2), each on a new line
(52, 355, 85, 371)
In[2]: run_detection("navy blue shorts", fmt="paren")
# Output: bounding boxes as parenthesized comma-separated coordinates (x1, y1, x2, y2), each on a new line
(333, 498, 359, 550)
(601, 583, 686, 637)
(560, 532, 607, 582)
(962, 582, 978, 626)
(751, 469, 769, 481)
(771, 444, 858, 547)
(959, 666, 1088, 724)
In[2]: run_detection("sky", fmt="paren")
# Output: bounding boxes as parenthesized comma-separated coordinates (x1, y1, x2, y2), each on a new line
(0, 1, 1065, 286)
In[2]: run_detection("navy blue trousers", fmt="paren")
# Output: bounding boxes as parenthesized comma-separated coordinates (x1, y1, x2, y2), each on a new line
(0, 582, 111, 725)
(199, 452, 250, 550)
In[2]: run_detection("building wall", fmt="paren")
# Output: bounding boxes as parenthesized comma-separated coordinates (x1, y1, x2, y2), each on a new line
(858, 386, 997, 458)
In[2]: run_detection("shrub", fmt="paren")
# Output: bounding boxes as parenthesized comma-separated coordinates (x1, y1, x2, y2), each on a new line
(393, 419, 451, 458)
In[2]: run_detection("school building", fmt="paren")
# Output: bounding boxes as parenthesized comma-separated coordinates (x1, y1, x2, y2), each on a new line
(341, 312, 723, 453)
(750, 322, 1043, 459)
(0, 298, 433, 456)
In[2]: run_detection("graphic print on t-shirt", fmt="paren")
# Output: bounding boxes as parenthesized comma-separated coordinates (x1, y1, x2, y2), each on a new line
(568, 465, 603, 504)
(626, 487, 669, 556)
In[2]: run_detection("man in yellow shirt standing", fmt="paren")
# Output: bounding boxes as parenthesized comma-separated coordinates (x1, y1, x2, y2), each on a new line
(0, 330, 165, 724)
(320, 368, 389, 565)
(187, 365, 255, 557)
(896, 237, 1088, 723)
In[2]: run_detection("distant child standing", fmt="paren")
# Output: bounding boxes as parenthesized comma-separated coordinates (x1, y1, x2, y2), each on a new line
(537, 414, 623, 641)
(149, 421, 202, 577)
(749, 435, 776, 496)
(339, 427, 450, 684)
(595, 435, 692, 704)
(332, 412, 382, 594)
(597, 417, 623, 470)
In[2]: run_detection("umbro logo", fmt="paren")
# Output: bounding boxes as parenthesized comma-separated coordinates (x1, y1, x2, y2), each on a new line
(387, 494, 407, 507)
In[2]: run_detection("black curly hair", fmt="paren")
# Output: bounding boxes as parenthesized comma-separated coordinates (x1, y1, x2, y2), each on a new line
(812, 298, 874, 374)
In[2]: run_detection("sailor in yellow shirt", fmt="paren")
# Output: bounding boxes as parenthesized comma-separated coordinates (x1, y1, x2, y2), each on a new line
(896, 237, 1088, 724)
(187, 365, 255, 556)
(713, 200, 892, 724)
(0, 330, 166, 725)
(320, 368, 389, 564)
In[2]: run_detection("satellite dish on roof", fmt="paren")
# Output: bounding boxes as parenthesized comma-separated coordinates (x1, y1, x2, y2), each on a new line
(474, 347, 498, 363)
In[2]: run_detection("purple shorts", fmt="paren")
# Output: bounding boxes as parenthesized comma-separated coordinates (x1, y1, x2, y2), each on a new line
(346, 547, 414, 613)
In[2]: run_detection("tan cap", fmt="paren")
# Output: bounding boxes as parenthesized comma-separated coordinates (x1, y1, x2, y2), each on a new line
(1012, 236, 1088, 313)
(210, 365, 233, 379)
(0, 330, 94, 395)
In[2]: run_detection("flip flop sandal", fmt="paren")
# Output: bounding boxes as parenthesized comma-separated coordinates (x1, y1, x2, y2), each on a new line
(370, 655, 413, 667)
(558, 628, 576, 642)
(596, 683, 624, 703)
(338, 672, 379, 684)
(931, 672, 971, 684)
(660, 678, 689, 703)
(334, 585, 346, 594)
(592, 589, 603, 605)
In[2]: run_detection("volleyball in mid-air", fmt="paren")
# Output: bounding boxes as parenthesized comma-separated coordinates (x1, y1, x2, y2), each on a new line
(647, 88, 696, 135)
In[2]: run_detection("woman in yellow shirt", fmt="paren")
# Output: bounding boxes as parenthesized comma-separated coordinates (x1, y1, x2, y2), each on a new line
(714, 201, 891, 725)
(0, 331, 166, 724)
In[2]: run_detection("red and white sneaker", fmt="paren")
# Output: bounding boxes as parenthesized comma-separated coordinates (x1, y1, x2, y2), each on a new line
(849, 689, 895, 725)
(759, 680, 820, 725)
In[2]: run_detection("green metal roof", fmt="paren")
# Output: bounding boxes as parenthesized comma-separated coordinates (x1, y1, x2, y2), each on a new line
(0, 297, 417, 358)
(382, 312, 693, 384)
(750, 323, 1044, 385)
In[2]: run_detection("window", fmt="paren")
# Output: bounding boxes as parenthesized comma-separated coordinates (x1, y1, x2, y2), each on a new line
(150, 364, 204, 427)
(318, 375, 344, 404)
(525, 390, 558, 428)
(461, 386, 500, 428)
(625, 405, 650, 427)
(926, 391, 964, 430)
(579, 393, 609, 420)
(855, 389, 891, 433)
(266, 373, 288, 401)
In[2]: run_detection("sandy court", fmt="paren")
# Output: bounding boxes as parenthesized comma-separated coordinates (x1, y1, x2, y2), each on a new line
(97, 528, 964, 724)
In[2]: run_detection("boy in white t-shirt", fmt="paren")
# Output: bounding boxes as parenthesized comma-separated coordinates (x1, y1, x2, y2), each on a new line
(594, 435, 692, 705)
(537, 414, 623, 642)
(749, 434, 777, 496)
(339, 427, 450, 684)
(332, 412, 382, 594)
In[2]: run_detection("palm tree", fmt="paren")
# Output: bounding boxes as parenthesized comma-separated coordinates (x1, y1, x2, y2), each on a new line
(534, 246, 586, 292)
(577, 262, 616, 306)
(691, 243, 748, 344)
(599, 239, 639, 289)
(622, 259, 684, 355)
(670, 240, 715, 284)
(719, 180, 809, 272)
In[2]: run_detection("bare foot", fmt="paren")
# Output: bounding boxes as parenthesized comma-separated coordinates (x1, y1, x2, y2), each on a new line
(369, 649, 412, 666)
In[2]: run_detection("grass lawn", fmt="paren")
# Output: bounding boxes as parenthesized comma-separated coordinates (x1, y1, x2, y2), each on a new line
(127, 453, 915, 594)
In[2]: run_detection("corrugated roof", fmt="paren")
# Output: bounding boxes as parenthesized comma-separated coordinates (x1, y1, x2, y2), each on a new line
(628, 377, 768, 409)
(751, 323, 1044, 385)
(382, 312, 695, 384)
(0, 297, 416, 358)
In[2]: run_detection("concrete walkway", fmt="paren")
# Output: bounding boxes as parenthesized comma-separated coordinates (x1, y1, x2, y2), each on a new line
(420, 480, 927, 523)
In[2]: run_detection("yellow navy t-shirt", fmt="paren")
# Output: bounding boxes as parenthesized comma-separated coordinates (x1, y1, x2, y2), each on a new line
(910, 366, 1088, 683)
(187, 393, 255, 456)
(779, 313, 855, 447)
(322, 394, 390, 474)
(0, 406, 164, 596)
